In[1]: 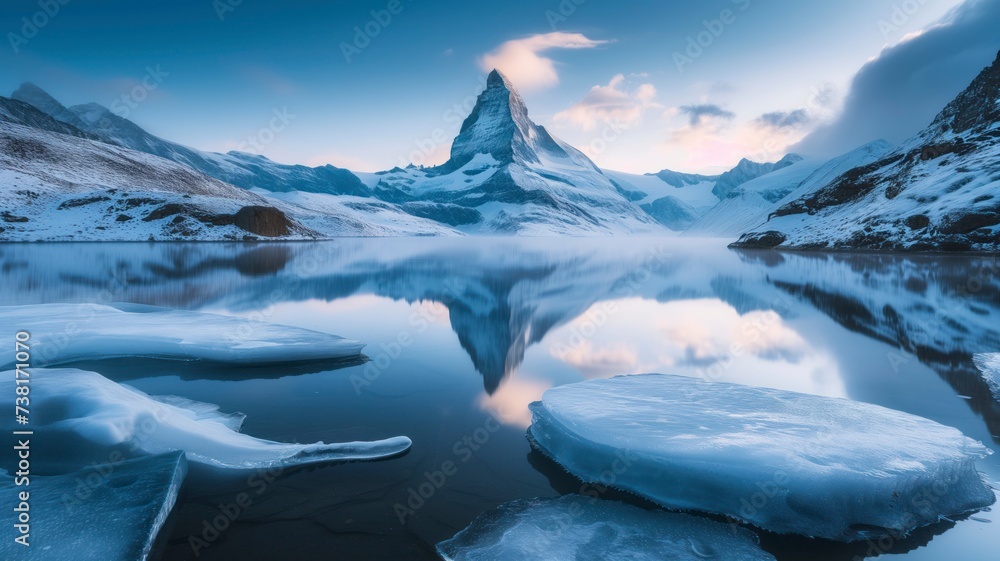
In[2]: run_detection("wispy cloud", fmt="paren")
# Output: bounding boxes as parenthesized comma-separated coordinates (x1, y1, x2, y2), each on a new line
(755, 109, 811, 129)
(661, 101, 814, 170)
(479, 32, 610, 92)
(554, 74, 660, 130)
(677, 103, 735, 127)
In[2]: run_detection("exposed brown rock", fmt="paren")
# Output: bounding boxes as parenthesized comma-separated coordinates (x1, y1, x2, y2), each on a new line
(233, 206, 291, 237)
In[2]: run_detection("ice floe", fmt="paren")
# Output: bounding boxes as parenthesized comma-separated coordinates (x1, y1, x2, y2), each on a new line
(528, 373, 995, 541)
(0, 303, 365, 368)
(974, 354, 1000, 401)
(0, 369, 411, 469)
(437, 495, 775, 561)
(0, 452, 187, 561)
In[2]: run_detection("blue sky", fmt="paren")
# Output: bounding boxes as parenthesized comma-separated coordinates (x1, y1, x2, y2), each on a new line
(1, 0, 996, 173)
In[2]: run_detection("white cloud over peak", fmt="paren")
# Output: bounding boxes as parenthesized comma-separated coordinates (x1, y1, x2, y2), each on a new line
(479, 32, 609, 92)
(554, 74, 660, 130)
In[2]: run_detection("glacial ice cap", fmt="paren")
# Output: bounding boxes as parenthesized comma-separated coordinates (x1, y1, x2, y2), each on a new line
(0, 452, 187, 561)
(528, 373, 996, 541)
(437, 495, 776, 561)
(0, 368, 411, 469)
(0, 303, 365, 368)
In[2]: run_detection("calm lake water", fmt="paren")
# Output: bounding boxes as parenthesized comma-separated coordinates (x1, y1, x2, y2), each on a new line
(2, 238, 998, 560)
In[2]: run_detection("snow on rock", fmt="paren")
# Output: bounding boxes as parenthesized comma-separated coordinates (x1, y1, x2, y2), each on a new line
(0, 368, 412, 469)
(368, 70, 664, 235)
(11, 82, 373, 198)
(685, 141, 894, 238)
(684, 158, 824, 237)
(0, 303, 365, 368)
(0, 119, 316, 241)
(437, 495, 776, 561)
(260, 191, 461, 237)
(712, 155, 802, 200)
(0, 452, 187, 561)
(607, 155, 801, 232)
(974, 353, 1000, 401)
(528, 373, 996, 541)
(733, 52, 1000, 251)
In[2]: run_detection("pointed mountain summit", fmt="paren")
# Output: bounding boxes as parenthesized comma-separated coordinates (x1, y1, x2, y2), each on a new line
(447, 69, 595, 171)
(11, 82, 91, 131)
(733, 51, 1000, 251)
(371, 69, 660, 234)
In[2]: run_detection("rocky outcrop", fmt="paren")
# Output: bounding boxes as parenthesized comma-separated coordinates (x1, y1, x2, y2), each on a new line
(233, 206, 292, 237)
(732, 51, 1000, 252)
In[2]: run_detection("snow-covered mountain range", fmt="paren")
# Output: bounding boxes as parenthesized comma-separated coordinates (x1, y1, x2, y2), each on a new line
(1, 70, 811, 240)
(3, 54, 997, 246)
(733, 51, 1000, 251)
(0, 115, 456, 241)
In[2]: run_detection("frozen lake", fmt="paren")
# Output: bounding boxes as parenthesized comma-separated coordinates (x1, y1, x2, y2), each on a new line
(1, 238, 997, 560)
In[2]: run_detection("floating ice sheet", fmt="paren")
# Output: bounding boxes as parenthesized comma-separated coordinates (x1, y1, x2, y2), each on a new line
(437, 495, 775, 561)
(0, 369, 411, 469)
(974, 353, 1000, 401)
(0, 452, 187, 561)
(0, 303, 365, 368)
(528, 374, 995, 541)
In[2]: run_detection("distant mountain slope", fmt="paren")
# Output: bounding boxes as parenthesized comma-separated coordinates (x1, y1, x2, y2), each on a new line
(606, 155, 800, 232)
(712, 154, 802, 199)
(0, 120, 304, 241)
(11, 83, 374, 198)
(0, 95, 100, 140)
(0, 100, 458, 240)
(733, 51, 1000, 251)
(10, 77, 664, 235)
(686, 141, 894, 237)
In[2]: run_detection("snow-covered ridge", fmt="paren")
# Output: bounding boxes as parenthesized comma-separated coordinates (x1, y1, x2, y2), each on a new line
(686, 141, 895, 237)
(733, 51, 1000, 251)
(0, 102, 458, 240)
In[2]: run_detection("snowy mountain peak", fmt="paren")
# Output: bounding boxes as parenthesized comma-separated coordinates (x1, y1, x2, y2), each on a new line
(712, 154, 803, 199)
(11, 82, 90, 130)
(12, 82, 62, 112)
(486, 68, 515, 90)
(447, 69, 592, 170)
